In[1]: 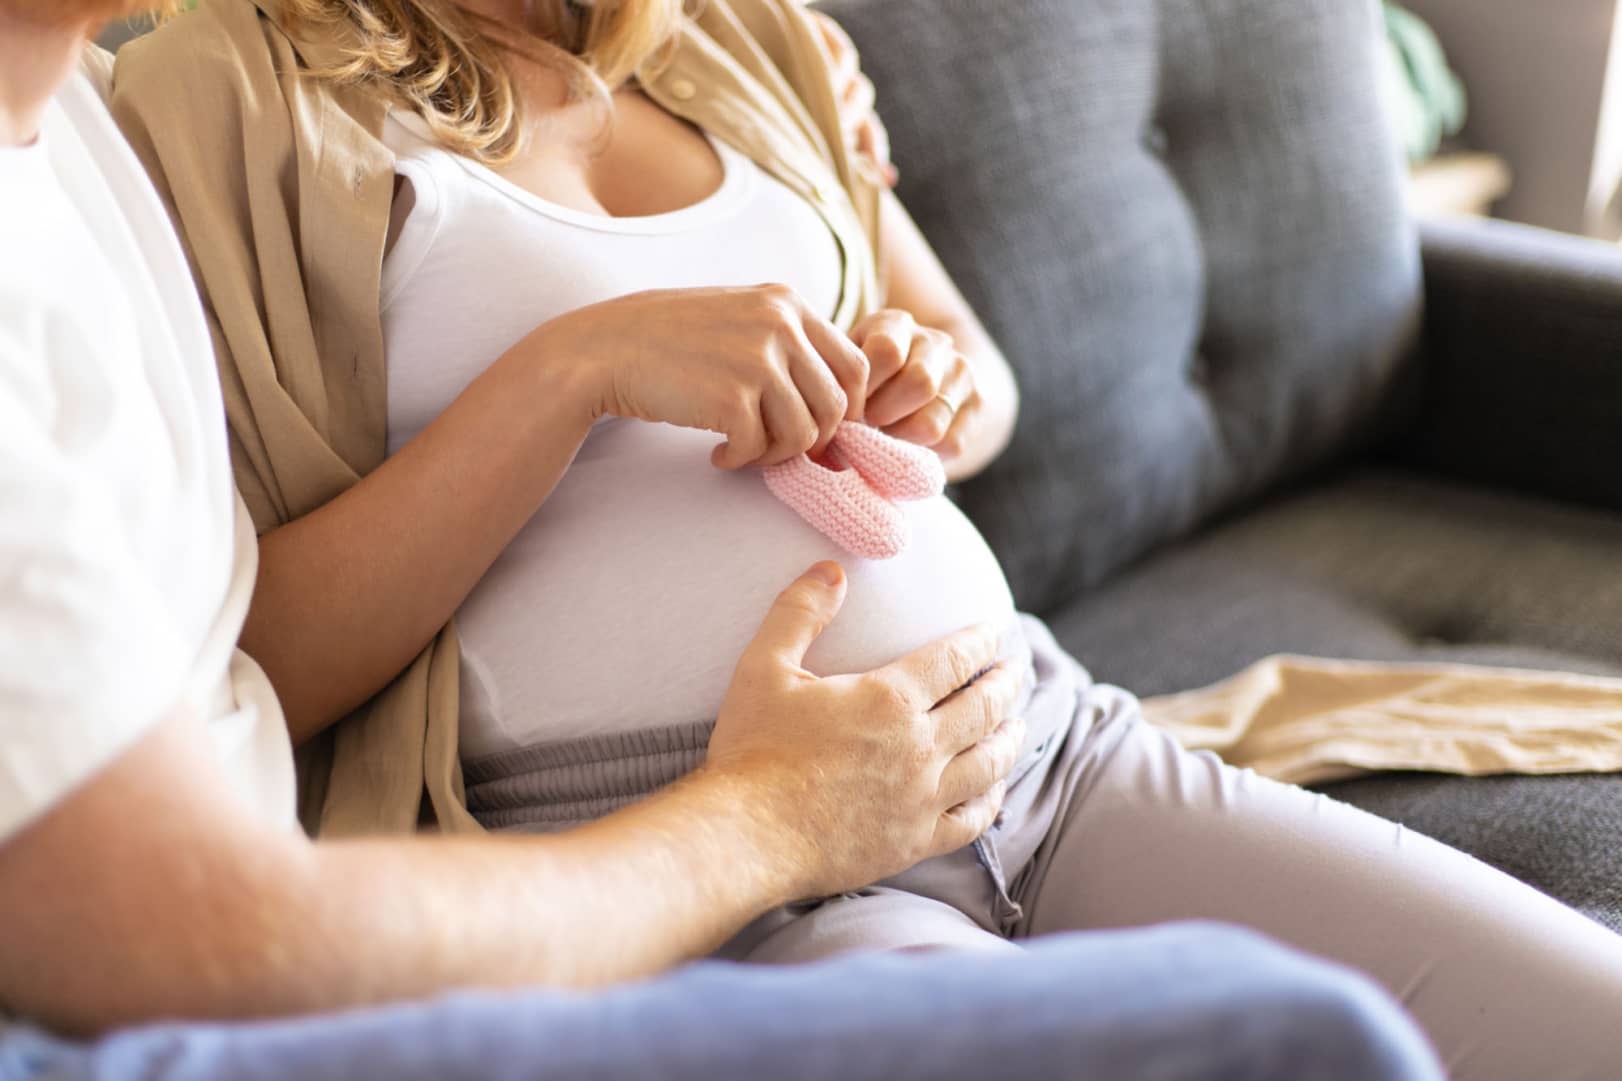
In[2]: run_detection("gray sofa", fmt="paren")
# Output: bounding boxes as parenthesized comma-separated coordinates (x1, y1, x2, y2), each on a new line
(821, 0, 1622, 931)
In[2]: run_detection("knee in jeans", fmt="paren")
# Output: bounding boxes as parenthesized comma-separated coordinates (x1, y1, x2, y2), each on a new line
(1264, 961, 1442, 1081)
(1158, 923, 1441, 1081)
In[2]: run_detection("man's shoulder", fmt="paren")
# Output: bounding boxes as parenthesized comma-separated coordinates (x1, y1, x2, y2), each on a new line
(80, 45, 115, 101)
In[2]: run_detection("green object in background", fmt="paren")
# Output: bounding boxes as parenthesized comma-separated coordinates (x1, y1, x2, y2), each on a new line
(1379, 2, 1468, 165)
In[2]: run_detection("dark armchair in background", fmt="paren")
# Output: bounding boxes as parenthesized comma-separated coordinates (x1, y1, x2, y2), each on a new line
(822, 0, 1622, 929)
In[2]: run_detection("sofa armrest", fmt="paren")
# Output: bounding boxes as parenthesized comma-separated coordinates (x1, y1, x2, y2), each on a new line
(1396, 216, 1622, 511)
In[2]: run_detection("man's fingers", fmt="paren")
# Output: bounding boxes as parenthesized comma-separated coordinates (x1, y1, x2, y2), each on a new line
(744, 562, 849, 670)
(842, 74, 877, 132)
(855, 117, 897, 187)
(937, 719, 1024, 811)
(931, 662, 1024, 754)
(813, 10, 859, 83)
(933, 782, 1007, 855)
(881, 623, 1001, 709)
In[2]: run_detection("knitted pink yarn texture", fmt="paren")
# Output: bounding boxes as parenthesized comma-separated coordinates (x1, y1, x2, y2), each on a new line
(762, 422, 947, 560)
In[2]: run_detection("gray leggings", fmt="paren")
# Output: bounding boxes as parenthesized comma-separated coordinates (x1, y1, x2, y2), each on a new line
(719, 620, 1622, 1081)
(471, 617, 1622, 1079)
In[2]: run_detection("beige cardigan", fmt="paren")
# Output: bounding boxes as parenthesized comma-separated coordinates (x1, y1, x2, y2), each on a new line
(108, 0, 1622, 837)
(111, 0, 883, 836)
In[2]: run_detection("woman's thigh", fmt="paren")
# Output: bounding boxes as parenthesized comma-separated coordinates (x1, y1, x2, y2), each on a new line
(1014, 712, 1622, 1081)
(0, 925, 1439, 1081)
(724, 888, 1021, 965)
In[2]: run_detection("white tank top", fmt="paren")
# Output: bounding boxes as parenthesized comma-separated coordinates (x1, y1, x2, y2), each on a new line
(381, 113, 1024, 760)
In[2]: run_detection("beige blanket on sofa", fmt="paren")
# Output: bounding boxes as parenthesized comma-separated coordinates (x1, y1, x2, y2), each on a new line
(1144, 655, 1622, 785)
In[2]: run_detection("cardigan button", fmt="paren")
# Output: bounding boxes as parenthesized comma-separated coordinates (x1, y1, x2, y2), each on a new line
(669, 77, 697, 101)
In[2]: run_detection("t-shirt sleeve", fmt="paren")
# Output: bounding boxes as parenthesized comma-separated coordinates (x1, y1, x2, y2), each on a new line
(80, 45, 116, 103)
(0, 337, 192, 842)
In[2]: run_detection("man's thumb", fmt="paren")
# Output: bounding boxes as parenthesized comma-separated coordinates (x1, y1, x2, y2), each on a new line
(749, 562, 847, 668)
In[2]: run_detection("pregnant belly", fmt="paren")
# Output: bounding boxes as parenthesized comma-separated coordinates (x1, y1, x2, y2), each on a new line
(455, 419, 1027, 760)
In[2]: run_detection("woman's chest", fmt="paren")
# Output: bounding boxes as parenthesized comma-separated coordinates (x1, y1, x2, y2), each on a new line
(381, 135, 844, 454)
(495, 88, 728, 219)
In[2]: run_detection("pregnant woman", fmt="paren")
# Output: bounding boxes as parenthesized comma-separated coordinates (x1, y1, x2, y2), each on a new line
(111, 0, 1622, 1076)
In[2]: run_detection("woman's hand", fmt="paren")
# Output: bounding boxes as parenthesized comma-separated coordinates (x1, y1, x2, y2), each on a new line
(811, 9, 899, 188)
(535, 284, 870, 468)
(705, 562, 1025, 900)
(852, 309, 987, 468)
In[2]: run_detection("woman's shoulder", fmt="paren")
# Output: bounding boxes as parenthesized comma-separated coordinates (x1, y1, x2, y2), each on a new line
(707, 0, 824, 62)
(113, 0, 295, 111)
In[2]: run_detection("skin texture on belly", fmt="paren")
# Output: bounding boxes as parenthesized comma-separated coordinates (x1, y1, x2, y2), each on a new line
(454, 420, 1025, 759)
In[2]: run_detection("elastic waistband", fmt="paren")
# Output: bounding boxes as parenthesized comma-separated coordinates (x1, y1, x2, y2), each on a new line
(464, 720, 715, 831)
(464, 615, 1085, 833)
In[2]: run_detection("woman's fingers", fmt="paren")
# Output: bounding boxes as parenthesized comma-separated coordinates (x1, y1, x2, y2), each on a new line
(931, 661, 1024, 755)
(799, 315, 870, 424)
(758, 371, 822, 466)
(785, 344, 849, 457)
(852, 309, 916, 395)
(932, 391, 982, 464)
(883, 354, 975, 447)
(866, 330, 956, 428)
(710, 390, 770, 470)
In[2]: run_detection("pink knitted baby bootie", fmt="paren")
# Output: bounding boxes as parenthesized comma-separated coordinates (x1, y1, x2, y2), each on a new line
(762, 422, 947, 560)
(829, 420, 947, 502)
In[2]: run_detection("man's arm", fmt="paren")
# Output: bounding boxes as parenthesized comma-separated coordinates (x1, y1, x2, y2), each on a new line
(0, 567, 1020, 1036)
(0, 704, 790, 1035)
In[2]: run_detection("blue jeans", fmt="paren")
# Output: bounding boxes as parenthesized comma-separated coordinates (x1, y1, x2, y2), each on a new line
(1, 924, 1439, 1081)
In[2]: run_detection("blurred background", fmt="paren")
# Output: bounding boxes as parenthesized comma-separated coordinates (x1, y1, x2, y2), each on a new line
(97, 1, 1622, 241)
(1392, 0, 1622, 240)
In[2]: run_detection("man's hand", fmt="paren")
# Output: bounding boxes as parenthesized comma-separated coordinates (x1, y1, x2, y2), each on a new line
(0, 563, 1021, 1034)
(811, 9, 899, 188)
(707, 562, 1024, 900)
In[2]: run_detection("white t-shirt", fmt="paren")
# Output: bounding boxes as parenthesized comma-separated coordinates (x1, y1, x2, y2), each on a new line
(381, 113, 1027, 758)
(0, 58, 297, 843)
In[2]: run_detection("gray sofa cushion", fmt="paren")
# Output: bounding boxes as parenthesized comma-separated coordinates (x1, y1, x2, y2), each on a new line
(1049, 468, 1622, 692)
(821, 0, 1423, 613)
(1046, 468, 1622, 929)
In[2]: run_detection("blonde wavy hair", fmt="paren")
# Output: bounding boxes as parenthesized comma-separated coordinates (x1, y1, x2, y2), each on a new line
(270, 1, 691, 163)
